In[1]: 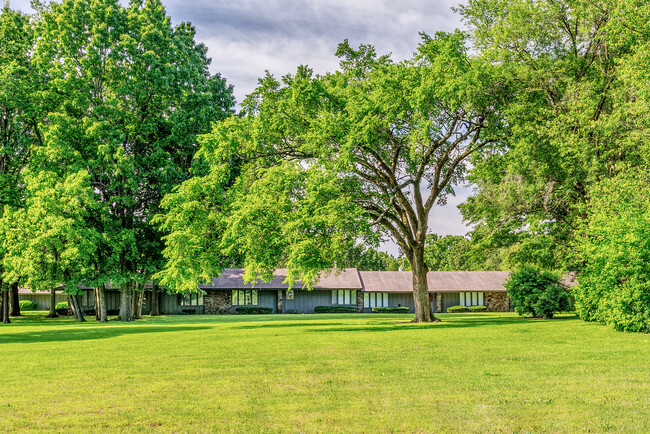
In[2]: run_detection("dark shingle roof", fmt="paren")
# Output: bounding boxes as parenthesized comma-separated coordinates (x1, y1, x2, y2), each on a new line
(200, 268, 363, 290)
(359, 270, 512, 292)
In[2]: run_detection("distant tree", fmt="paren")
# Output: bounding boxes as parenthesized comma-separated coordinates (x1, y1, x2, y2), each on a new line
(157, 32, 508, 322)
(505, 266, 570, 319)
(6, 0, 235, 322)
(341, 246, 401, 271)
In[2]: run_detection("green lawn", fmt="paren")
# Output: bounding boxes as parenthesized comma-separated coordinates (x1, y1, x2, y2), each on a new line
(1, 312, 648, 432)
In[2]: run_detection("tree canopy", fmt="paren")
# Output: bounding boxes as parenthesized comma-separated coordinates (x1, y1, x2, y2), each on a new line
(157, 31, 508, 322)
(1, 0, 235, 321)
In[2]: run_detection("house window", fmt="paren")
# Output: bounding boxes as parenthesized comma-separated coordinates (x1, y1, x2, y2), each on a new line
(177, 292, 204, 306)
(363, 292, 389, 308)
(331, 290, 357, 305)
(232, 289, 258, 306)
(458, 291, 484, 307)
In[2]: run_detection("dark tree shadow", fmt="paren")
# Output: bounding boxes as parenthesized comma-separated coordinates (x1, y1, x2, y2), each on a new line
(0, 325, 211, 344)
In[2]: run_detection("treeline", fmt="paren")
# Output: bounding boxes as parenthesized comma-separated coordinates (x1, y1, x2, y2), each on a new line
(0, 0, 235, 323)
(455, 0, 650, 332)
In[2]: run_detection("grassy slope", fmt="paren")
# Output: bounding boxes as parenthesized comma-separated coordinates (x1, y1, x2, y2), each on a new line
(0, 312, 648, 432)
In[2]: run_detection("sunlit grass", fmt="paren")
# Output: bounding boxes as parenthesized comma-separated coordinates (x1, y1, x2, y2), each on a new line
(1, 311, 648, 432)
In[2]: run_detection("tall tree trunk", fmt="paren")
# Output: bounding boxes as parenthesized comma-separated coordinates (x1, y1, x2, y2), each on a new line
(150, 284, 160, 316)
(119, 281, 133, 322)
(94, 287, 100, 321)
(411, 247, 437, 323)
(68, 294, 86, 322)
(9, 283, 21, 316)
(97, 286, 107, 322)
(133, 284, 143, 320)
(47, 288, 58, 318)
(2, 290, 11, 324)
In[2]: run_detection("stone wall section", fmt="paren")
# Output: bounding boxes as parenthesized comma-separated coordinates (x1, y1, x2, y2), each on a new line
(204, 290, 231, 314)
(356, 290, 363, 313)
(485, 291, 510, 312)
(436, 293, 442, 313)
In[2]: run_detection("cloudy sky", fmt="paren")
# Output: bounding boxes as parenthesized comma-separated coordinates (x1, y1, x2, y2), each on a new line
(10, 0, 475, 254)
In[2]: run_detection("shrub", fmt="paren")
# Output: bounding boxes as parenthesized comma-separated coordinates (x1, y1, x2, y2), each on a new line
(19, 300, 38, 311)
(181, 309, 197, 315)
(446, 305, 469, 313)
(505, 266, 570, 319)
(314, 306, 357, 313)
(235, 306, 273, 314)
(371, 306, 410, 313)
(55, 301, 68, 316)
(467, 305, 487, 312)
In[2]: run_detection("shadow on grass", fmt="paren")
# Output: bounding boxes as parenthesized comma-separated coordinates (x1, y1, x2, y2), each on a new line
(234, 322, 349, 330)
(0, 325, 211, 344)
(301, 315, 581, 333)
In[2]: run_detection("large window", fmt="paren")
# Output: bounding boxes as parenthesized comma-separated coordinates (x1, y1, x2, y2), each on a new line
(332, 290, 357, 305)
(458, 291, 484, 307)
(363, 292, 389, 308)
(177, 292, 204, 306)
(232, 289, 258, 306)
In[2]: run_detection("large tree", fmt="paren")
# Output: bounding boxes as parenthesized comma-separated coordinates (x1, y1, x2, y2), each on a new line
(0, 7, 38, 323)
(7, 0, 234, 321)
(157, 32, 507, 322)
(457, 0, 650, 270)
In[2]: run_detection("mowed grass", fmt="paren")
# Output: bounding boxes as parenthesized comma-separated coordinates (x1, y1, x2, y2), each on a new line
(0, 312, 648, 432)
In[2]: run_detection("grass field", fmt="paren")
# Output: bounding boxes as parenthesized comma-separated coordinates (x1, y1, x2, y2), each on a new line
(0, 312, 648, 432)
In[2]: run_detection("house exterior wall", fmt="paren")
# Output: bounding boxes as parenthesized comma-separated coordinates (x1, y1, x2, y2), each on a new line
(230, 290, 277, 314)
(282, 289, 332, 313)
(205, 290, 230, 314)
(387, 293, 415, 312)
(18, 293, 68, 310)
(441, 293, 460, 312)
(485, 292, 509, 312)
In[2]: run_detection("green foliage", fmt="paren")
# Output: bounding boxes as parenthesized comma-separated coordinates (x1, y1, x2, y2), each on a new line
(458, 0, 650, 271)
(314, 306, 357, 313)
(341, 246, 401, 271)
(18, 300, 37, 311)
(446, 305, 469, 313)
(467, 305, 487, 312)
(574, 171, 650, 333)
(371, 306, 409, 313)
(235, 306, 273, 315)
(55, 302, 68, 310)
(0, 0, 234, 319)
(505, 267, 570, 319)
(158, 31, 507, 323)
(423, 233, 504, 271)
(0, 7, 37, 289)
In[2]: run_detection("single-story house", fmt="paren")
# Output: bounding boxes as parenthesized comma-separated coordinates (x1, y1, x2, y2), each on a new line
(19, 268, 524, 314)
(18, 268, 529, 315)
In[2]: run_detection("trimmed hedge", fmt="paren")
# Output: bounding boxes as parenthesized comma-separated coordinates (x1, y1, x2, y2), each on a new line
(446, 305, 469, 313)
(19, 300, 38, 311)
(371, 306, 410, 313)
(467, 305, 487, 312)
(235, 306, 273, 315)
(314, 306, 357, 313)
